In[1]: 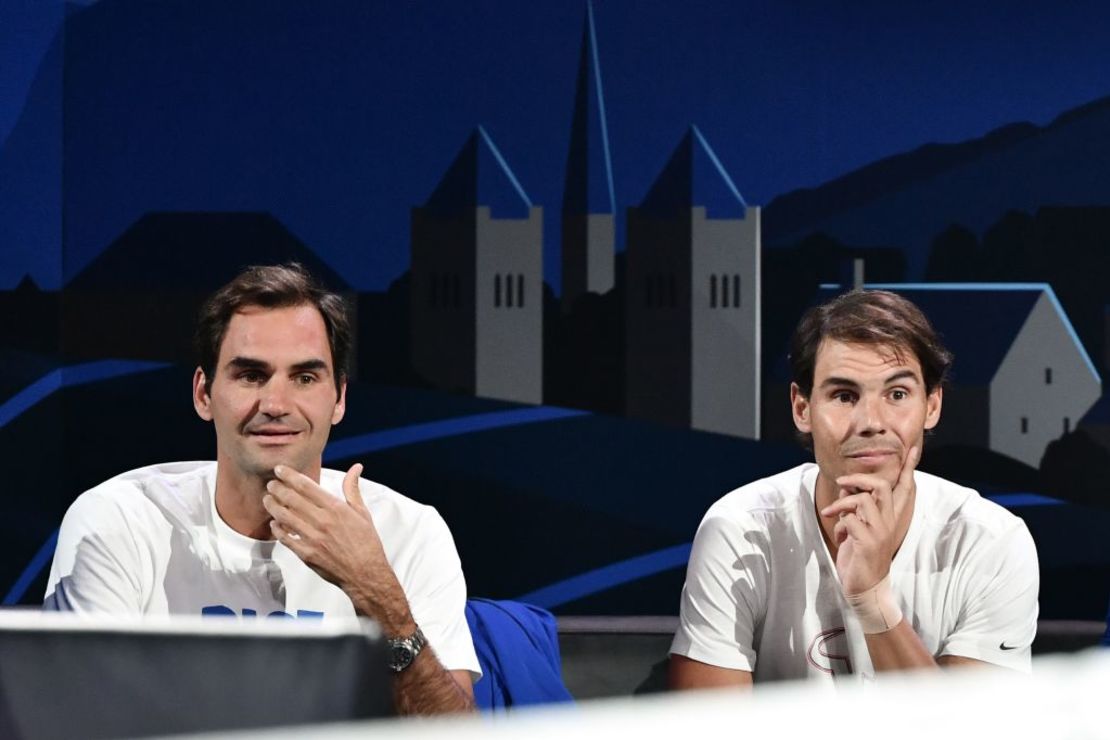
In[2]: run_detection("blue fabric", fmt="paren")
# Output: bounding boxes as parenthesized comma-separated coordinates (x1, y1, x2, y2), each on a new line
(1103, 594, 1110, 646)
(465, 598, 575, 710)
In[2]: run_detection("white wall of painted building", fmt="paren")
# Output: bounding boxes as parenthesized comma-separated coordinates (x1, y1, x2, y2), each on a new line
(990, 292, 1101, 467)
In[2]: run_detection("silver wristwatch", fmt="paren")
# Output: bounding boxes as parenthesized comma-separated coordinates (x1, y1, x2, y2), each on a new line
(386, 625, 427, 673)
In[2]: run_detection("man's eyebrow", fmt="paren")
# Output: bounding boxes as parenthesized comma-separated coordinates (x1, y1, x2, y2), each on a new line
(290, 359, 330, 375)
(226, 357, 272, 372)
(818, 376, 861, 390)
(884, 369, 921, 385)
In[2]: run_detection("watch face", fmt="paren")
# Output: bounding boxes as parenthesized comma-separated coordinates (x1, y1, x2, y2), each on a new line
(390, 645, 413, 671)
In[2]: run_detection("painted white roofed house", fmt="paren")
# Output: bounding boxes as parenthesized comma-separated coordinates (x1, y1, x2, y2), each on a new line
(819, 283, 1101, 468)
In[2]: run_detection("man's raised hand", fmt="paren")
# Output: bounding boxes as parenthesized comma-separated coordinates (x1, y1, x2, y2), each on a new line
(819, 446, 919, 595)
(263, 463, 415, 634)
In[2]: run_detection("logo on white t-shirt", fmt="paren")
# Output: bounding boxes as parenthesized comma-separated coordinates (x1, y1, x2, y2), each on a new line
(202, 605, 324, 619)
(807, 627, 851, 675)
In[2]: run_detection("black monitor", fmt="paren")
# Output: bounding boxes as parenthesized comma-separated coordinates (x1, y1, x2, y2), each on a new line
(0, 611, 391, 739)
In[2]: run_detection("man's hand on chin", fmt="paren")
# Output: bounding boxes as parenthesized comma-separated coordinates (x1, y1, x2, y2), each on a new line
(819, 445, 918, 595)
(261, 462, 414, 633)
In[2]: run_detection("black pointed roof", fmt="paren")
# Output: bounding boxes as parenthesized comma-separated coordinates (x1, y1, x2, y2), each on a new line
(67, 212, 349, 291)
(640, 126, 748, 219)
(423, 127, 532, 219)
(562, 0, 615, 217)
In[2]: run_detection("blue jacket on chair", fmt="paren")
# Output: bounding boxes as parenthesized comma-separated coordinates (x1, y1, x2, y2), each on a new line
(1103, 595, 1110, 646)
(465, 598, 575, 710)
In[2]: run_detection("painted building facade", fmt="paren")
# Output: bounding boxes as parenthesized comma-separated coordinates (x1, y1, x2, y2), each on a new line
(411, 127, 543, 404)
(626, 127, 761, 438)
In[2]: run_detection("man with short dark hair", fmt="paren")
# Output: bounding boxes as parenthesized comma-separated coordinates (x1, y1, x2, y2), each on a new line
(46, 263, 479, 714)
(669, 289, 1039, 688)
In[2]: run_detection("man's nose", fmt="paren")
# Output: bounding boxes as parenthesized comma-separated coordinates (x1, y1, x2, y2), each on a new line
(856, 394, 885, 435)
(258, 378, 291, 417)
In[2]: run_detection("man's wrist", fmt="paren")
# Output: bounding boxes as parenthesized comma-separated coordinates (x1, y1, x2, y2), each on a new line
(344, 575, 415, 635)
(386, 624, 428, 673)
(845, 573, 903, 634)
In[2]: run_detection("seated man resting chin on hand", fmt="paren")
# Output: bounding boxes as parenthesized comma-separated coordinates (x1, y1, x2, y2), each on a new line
(670, 289, 1039, 688)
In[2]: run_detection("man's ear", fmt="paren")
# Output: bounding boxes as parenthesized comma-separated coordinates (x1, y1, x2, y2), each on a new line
(193, 367, 213, 421)
(790, 382, 812, 434)
(924, 385, 943, 430)
(332, 378, 347, 425)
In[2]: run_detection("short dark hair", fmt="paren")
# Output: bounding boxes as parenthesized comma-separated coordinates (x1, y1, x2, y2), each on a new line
(789, 289, 952, 398)
(195, 263, 351, 395)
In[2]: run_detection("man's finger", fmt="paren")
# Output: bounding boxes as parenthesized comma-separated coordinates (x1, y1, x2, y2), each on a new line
(834, 474, 884, 503)
(265, 480, 322, 528)
(271, 519, 310, 557)
(820, 493, 876, 520)
(273, 465, 332, 506)
(343, 463, 367, 513)
(892, 445, 920, 519)
(833, 514, 871, 545)
(263, 493, 318, 540)
(895, 445, 920, 496)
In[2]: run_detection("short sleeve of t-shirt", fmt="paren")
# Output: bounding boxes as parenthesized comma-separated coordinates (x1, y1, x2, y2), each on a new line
(395, 505, 481, 679)
(670, 510, 767, 672)
(938, 518, 1039, 672)
(45, 487, 148, 613)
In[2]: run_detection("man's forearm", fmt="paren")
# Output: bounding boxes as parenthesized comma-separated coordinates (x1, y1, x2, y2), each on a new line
(346, 587, 475, 714)
(393, 649, 475, 715)
(863, 619, 939, 672)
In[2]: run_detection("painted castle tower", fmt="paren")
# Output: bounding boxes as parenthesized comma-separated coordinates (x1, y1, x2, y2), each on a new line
(561, 1, 615, 312)
(625, 126, 761, 438)
(410, 127, 543, 404)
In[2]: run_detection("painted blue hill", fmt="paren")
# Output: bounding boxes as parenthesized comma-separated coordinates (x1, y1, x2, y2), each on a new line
(764, 95, 1110, 278)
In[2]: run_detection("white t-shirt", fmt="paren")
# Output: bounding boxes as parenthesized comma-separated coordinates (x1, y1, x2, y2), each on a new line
(45, 461, 480, 677)
(670, 463, 1039, 682)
